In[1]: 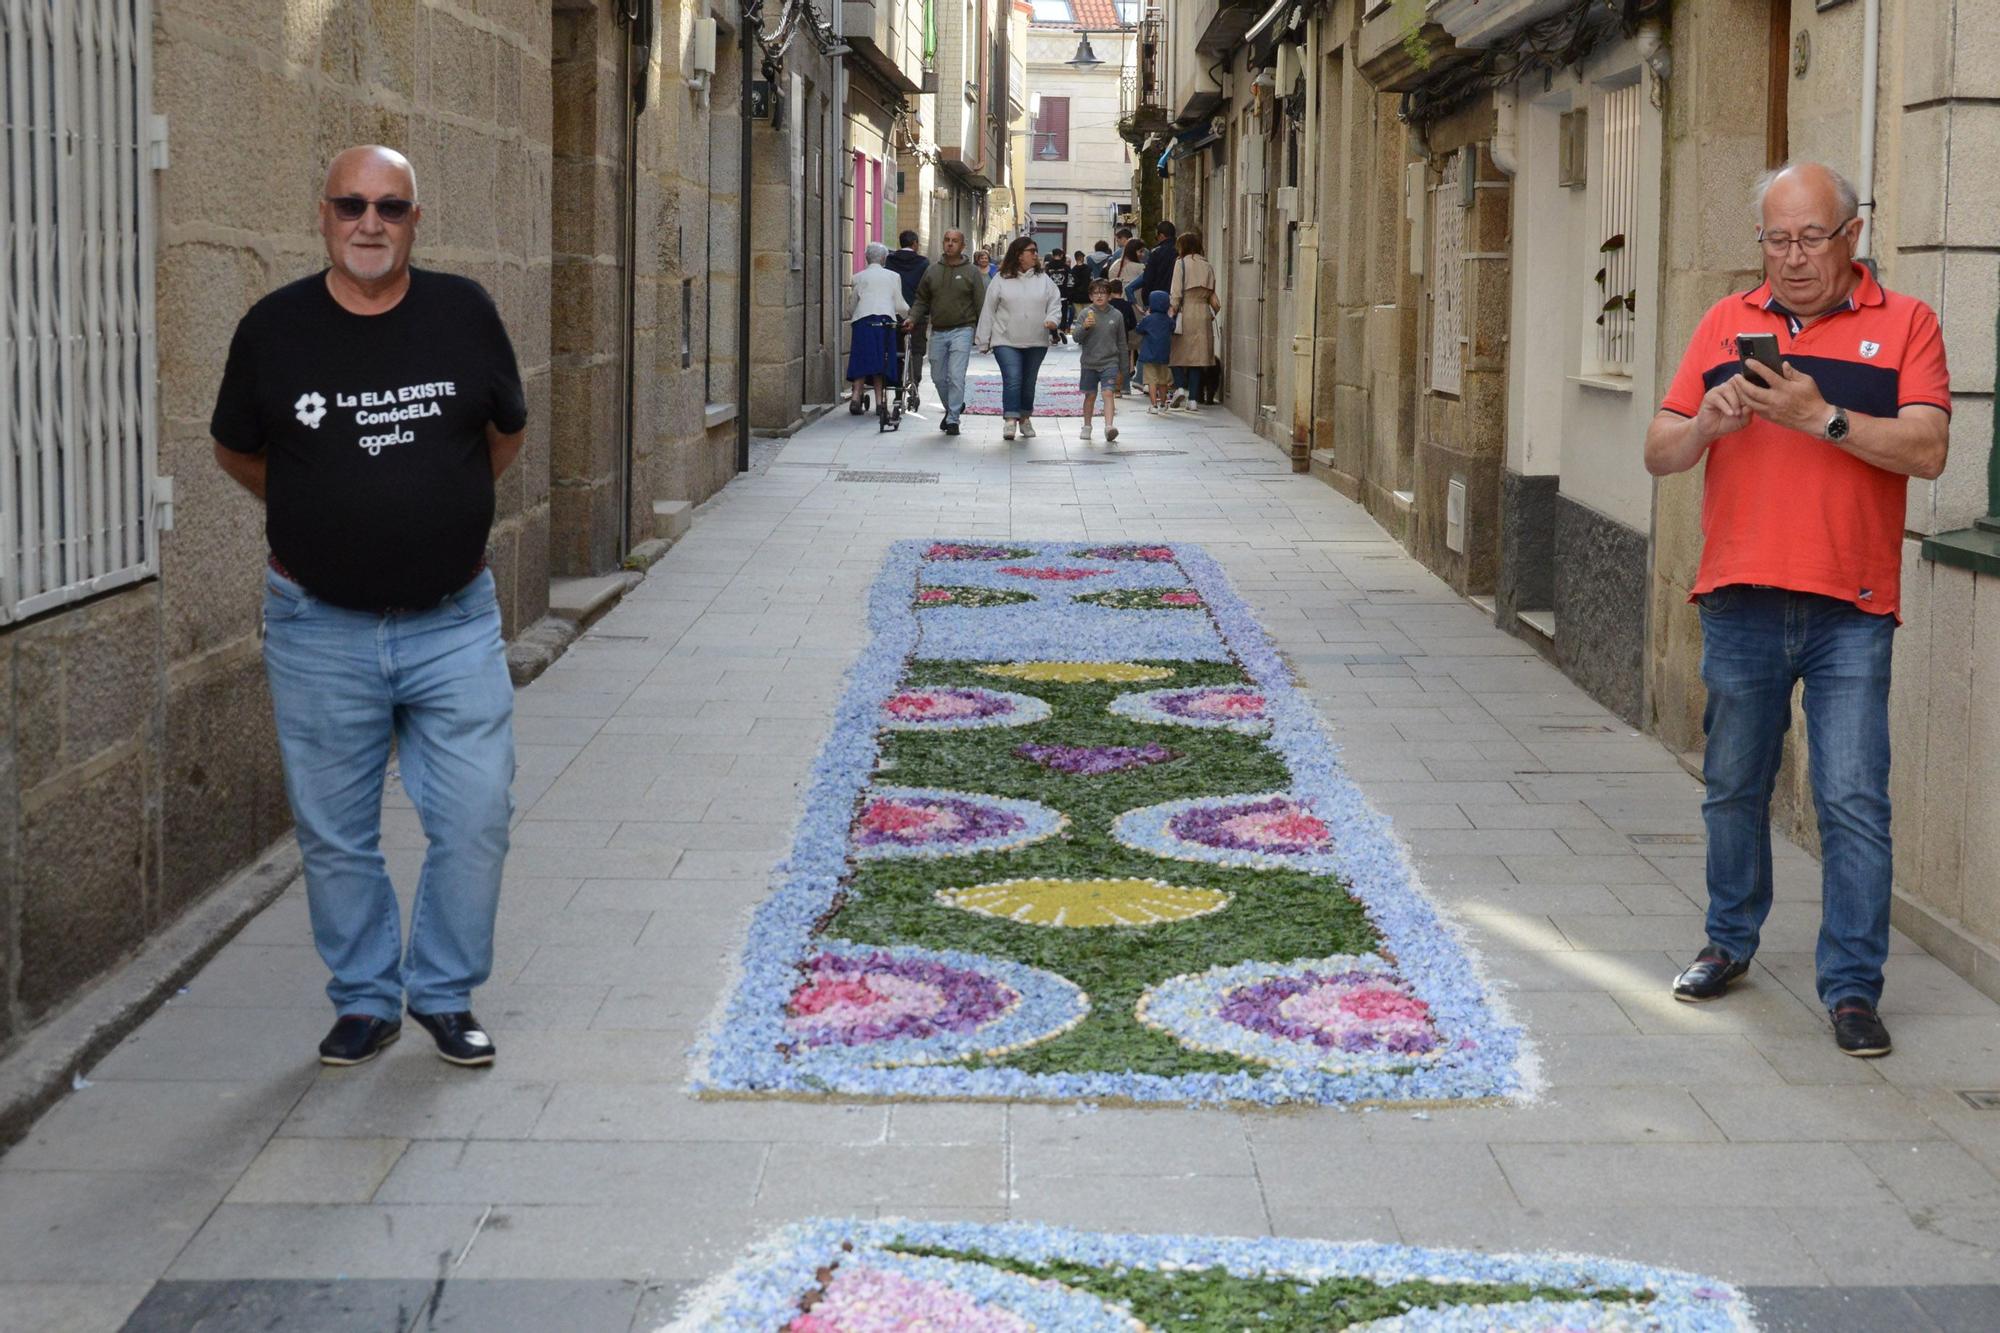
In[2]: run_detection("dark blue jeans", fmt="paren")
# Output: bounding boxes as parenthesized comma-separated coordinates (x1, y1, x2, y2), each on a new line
(991, 343, 1049, 420)
(1697, 586, 1896, 1009)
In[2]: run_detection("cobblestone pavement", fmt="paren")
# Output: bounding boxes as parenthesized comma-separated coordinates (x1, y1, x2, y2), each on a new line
(4, 347, 1999, 1331)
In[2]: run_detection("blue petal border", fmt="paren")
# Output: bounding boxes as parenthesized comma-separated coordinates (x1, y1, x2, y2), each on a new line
(691, 539, 1526, 1106)
(660, 1218, 1755, 1333)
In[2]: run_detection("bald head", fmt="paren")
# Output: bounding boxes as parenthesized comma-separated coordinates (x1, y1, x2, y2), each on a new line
(324, 145, 417, 200)
(1752, 161, 1856, 229)
(1752, 160, 1862, 319)
(319, 145, 422, 294)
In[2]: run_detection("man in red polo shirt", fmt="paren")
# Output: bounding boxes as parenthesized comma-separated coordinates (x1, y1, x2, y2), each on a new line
(1645, 161, 1949, 1058)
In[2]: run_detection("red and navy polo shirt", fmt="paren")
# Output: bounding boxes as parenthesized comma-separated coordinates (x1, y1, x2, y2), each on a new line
(1659, 264, 1951, 619)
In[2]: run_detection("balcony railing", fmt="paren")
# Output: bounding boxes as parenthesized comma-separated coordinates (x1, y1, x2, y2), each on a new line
(1117, 13, 1168, 140)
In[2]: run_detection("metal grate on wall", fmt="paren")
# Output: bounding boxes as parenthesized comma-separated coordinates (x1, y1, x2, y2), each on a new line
(1428, 151, 1464, 396)
(1, 0, 160, 625)
(1594, 79, 1641, 375)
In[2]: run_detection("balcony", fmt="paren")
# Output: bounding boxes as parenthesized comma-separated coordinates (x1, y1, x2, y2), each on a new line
(1117, 16, 1169, 142)
(845, 0, 928, 94)
(1354, 1, 1468, 92)
(1191, 0, 1262, 58)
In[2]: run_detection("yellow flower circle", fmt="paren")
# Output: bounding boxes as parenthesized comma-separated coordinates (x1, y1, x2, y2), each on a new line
(937, 877, 1231, 928)
(976, 661, 1177, 684)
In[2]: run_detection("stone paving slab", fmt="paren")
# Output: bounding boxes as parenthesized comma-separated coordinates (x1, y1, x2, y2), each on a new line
(4, 356, 2000, 1327)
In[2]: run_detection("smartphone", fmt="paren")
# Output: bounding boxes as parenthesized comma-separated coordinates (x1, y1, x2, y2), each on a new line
(1735, 333, 1783, 387)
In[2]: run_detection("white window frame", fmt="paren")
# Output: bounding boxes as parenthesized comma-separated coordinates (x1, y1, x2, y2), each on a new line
(1, 0, 161, 625)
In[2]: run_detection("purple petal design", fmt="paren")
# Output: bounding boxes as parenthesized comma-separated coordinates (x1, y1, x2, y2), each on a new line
(853, 787, 1067, 860)
(1015, 743, 1182, 776)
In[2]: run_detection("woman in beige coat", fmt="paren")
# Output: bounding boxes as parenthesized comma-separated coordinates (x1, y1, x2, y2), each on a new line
(1167, 231, 1220, 411)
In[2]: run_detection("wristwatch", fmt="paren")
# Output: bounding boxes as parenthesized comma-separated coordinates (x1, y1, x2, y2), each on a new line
(1825, 406, 1851, 442)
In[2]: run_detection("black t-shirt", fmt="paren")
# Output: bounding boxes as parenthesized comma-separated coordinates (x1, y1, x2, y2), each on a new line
(211, 267, 527, 611)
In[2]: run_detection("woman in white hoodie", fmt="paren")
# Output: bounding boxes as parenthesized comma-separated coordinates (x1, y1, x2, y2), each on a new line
(973, 237, 1061, 440)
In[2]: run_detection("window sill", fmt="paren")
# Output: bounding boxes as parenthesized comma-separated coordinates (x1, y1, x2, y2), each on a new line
(705, 402, 739, 429)
(1568, 373, 1635, 395)
(1922, 519, 2000, 577)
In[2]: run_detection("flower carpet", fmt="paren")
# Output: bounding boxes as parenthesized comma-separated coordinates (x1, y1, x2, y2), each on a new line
(959, 367, 1088, 417)
(661, 1219, 1755, 1331)
(694, 540, 1523, 1106)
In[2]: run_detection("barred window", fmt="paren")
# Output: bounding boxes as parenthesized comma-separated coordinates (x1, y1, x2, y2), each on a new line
(1, 1, 160, 624)
(1592, 79, 1641, 375)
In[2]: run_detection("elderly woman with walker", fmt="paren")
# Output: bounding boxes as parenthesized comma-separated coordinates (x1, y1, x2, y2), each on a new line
(847, 241, 910, 423)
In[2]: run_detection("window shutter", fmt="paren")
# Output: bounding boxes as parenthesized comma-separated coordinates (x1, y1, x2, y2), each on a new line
(1037, 96, 1070, 161)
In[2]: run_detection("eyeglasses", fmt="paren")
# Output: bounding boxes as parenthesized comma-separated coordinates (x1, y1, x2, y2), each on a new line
(325, 195, 415, 223)
(1756, 219, 1852, 257)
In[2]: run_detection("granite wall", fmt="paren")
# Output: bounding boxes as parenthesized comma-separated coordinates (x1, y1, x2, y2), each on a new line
(1497, 469, 1558, 628)
(1553, 495, 1648, 726)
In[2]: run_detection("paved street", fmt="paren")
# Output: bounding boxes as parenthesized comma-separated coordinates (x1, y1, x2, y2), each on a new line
(4, 347, 1999, 1332)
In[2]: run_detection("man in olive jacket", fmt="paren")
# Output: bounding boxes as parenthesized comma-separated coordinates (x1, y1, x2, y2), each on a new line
(908, 229, 987, 435)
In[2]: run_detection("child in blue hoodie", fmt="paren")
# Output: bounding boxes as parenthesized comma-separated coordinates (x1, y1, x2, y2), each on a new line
(1135, 290, 1176, 415)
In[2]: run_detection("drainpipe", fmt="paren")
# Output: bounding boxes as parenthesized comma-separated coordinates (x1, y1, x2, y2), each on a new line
(1855, 0, 1881, 259)
(1487, 88, 1518, 178)
(737, 1, 760, 473)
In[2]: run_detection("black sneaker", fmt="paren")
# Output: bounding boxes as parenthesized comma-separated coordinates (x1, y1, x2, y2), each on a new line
(318, 1015, 401, 1067)
(409, 1009, 496, 1067)
(1831, 1001, 1892, 1058)
(942, 420, 959, 436)
(1672, 947, 1749, 1003)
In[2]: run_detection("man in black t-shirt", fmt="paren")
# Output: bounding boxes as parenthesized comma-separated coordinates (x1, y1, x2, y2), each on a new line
(212, 145, 526, 1070)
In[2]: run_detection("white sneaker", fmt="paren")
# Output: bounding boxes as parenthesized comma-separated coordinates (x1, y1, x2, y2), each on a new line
(1105, 425, 1119, 442)
(1020, 418, 1036, 437)
(1079, 423, 1093, 441)
(1147, 404, 1163, 416)
(1003, 420, 1017, 440)
(1168, 388, 1188, 409)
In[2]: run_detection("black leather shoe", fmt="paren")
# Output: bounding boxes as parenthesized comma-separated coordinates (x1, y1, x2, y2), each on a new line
(409, 1009, 496, 1066)
(318, 1015, 401, 1067)
(942, 420, 959, 435)
(1672, 947, 1750, 1003)
(1832, 1001, 1892, 1058)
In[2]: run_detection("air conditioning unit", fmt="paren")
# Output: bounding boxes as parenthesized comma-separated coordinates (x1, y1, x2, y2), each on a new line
(1275, 44, 1299, 91)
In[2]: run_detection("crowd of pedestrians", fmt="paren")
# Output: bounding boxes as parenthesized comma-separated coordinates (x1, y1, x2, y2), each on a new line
(843, 216, 1220, 440)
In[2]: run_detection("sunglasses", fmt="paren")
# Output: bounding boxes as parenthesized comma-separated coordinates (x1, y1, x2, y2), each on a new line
(325, 195, 415, 223)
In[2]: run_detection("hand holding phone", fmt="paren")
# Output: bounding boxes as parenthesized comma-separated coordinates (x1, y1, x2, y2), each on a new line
(1735, 333, 1783, 388)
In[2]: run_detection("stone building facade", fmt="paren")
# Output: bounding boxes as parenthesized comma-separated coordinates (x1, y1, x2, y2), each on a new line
(1021, 7, 1133, 261)
(0, 0, 836, 1056)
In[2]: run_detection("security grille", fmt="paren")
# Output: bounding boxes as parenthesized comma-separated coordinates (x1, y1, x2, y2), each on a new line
(1428, 152, 1464, 395)
(1594, 80, 1641, 373)
(834, 471, 939, 484)
(1, 0, 160, 625)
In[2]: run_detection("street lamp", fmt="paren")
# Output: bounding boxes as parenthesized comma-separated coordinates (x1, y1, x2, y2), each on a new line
(1067, 33, 1103, 68)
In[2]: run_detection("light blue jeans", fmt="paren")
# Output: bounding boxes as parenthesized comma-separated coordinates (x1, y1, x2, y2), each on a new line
(929, 324, 973, 423)
(992, 343, 1049, 420)
(1698, 586, 1895, 1009)
(262, 566, 515, 1021)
